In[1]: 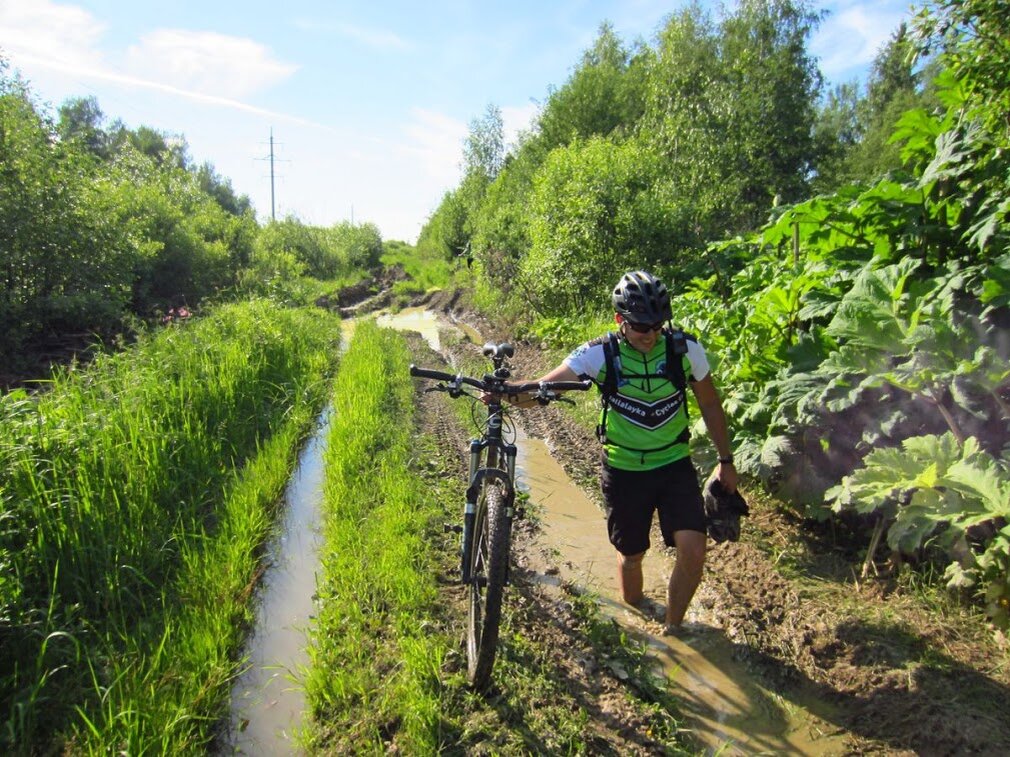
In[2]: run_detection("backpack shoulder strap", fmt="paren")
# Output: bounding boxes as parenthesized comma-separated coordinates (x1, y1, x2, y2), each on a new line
(597, 331, 621, 444)
(600, 331, 621, 398)
(664, 328, 689, 393)
(664, 328, 693, 422)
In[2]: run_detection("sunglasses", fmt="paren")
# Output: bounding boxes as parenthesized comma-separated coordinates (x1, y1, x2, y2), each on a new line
(625, 320, 664, 334)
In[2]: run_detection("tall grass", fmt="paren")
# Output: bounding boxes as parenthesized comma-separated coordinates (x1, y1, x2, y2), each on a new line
(306, 320, 449, 752)
(0, 300, 341, 752)
(381, 240, 463, 299)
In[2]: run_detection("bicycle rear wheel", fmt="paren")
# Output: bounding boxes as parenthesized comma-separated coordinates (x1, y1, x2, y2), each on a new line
(466, 479, 510, 689)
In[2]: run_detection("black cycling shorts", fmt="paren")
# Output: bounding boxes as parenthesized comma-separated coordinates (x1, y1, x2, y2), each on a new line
(600, 455, 706, 556)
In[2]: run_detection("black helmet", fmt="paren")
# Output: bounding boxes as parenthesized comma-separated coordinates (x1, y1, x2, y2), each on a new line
(612, 270, 672, 323)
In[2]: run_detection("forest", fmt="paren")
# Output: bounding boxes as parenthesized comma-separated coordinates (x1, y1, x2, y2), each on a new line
(1, 0, 1008, 752)
(0, 66, 383, 378)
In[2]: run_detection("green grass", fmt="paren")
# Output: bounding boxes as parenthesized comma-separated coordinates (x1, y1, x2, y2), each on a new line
(0, 300, 341, 753)
(382, 240, 471, 302)
(305, 320, 452, 753)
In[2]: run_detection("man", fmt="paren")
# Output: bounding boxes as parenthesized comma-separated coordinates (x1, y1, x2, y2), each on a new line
(505, 270, 737, 634)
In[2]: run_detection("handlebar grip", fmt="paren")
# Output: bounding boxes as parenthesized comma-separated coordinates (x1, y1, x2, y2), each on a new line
(409, 364, 457, 382)
(409, 365, 487, 391)
(545, 381, 593, 391)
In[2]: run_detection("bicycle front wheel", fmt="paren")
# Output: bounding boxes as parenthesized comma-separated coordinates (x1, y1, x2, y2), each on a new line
(466, 479, 510, 689)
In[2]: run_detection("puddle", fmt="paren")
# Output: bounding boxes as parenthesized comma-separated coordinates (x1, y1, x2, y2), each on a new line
(223, 414, 331, 754)
(377, 307, 443, 350)
(377, 305, 482, 350)
(448, 316, 483, 345)
(514, 435, 848, 755)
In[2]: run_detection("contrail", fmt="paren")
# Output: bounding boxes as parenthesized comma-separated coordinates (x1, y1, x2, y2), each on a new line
(11, 50, 337, 132)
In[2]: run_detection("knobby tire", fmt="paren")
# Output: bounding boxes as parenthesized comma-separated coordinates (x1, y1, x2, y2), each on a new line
(467, 480, 509, 689)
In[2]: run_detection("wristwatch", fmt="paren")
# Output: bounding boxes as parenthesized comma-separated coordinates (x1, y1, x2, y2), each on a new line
(718, 455, 734, 465)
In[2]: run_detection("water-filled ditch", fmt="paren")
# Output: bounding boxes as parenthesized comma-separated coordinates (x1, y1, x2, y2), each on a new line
(515, 434, 847, 755)
(225, 410, 329, 755)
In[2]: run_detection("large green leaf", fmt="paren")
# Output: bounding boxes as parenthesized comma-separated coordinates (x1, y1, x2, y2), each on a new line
(833, 432, 1010, 554)
(944, 444, 1010, 518)
(825, 259, 922, 354)
(919, 126, 974, 188)
(980, 253, 1010, 309)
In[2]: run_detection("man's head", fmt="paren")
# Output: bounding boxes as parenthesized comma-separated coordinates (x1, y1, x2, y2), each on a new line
(612, 270, 672, 325)
(612, 271, 671, 351)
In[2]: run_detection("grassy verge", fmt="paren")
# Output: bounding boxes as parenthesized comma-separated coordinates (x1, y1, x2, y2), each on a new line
(381, 240, 464, 303)
(306, 320, 453, 752)
(0, 300, 341, 753)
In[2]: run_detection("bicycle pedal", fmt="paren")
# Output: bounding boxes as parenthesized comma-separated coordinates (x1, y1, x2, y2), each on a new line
(443, 523, 462, 534)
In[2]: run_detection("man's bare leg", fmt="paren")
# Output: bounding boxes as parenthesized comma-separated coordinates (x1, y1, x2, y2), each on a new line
(665, 530, 706, 630)
(618, 551, 646, 605)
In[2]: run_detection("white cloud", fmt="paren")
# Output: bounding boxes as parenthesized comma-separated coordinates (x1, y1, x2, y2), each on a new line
(124, 29, 297, 100)
(399, 107, 468, 188)
(812, 2, 910, 81)
(0, 0, 106, 69)
(1, 2, 299, 111)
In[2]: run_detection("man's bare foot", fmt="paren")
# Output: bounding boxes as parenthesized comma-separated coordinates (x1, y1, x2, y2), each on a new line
(663, 623, 695, 638)
(629, 596, 664, 622)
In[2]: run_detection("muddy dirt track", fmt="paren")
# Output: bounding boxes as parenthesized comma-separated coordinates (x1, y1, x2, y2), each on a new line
(398, 286, 1010, 756)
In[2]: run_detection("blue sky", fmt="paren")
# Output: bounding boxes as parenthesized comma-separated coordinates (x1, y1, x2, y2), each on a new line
(1, 0, 918, 243)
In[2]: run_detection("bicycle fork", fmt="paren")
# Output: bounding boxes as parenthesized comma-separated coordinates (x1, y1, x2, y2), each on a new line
(459, 438, 516, 584)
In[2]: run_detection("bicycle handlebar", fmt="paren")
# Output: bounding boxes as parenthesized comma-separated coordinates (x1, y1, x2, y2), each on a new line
(409, 364, 591, 395)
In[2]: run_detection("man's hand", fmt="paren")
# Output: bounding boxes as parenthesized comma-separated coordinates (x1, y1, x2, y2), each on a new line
(716, 461, 738, 493)
(480, 391, 534, 407)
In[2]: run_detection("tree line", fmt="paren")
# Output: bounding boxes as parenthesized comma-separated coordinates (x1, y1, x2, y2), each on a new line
(417, 0, 1009, 627)
(418, 0, 942, 313)
(0, 59, 382, 375)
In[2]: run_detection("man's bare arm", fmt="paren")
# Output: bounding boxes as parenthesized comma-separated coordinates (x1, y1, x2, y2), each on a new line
(691, 375, 738, 492)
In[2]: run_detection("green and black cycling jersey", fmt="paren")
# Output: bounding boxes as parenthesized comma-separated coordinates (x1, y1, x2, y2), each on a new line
(564, 331, 710, 471)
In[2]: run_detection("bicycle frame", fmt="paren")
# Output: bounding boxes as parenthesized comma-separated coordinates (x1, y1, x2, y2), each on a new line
(409, 342, 590, 689)
(461, 398, 516, 584)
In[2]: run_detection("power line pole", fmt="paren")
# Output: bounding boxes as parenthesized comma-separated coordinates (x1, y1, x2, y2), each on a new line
(257, 129, 288, 223)
(270, 128, 276, 221)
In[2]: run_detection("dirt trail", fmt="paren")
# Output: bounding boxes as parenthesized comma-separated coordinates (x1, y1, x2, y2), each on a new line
(392, 286, 1010, 757)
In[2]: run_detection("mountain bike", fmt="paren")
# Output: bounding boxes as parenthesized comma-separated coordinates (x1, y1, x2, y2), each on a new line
(410, 342, 590, 689)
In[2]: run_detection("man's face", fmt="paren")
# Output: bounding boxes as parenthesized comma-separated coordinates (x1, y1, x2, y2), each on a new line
(616, 314, 662, 353)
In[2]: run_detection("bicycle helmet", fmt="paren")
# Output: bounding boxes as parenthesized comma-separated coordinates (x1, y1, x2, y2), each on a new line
(611, 270, 672, 324)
